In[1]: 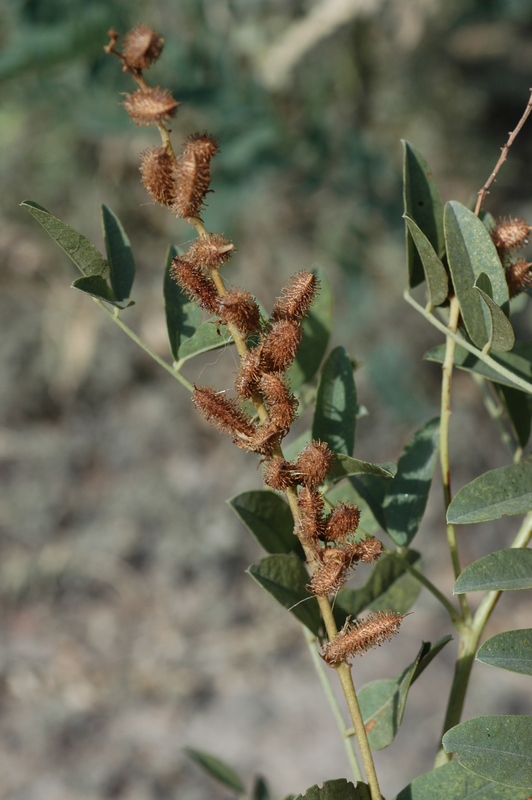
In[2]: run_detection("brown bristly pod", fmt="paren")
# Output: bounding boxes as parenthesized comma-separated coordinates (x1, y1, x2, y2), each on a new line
(322, 502, 361, 542)
(235, 348, 263, 399)
(122, 86, 179, 127)
(259, 373, 298, 434)
(491, 216, 532, 252)
(140, 146, 177, 206)
(297, 487, 325, 545)
(293, 441, 334, 489)
(322, 611, 406, 665)
(248, 421, 281, 456)
(218, 289, 261, 336)
(172, 133, 219, 219)
(170, 256, 219, 314)
(308, 546, 353, 597)
(263, 457, 296, 490)
(504, 257, 532, 299)
(192, 386, 256, 449)
(351, 536, 384, 563)
(259, 320, 302, 373)
(271, 270, 319, 322)
(122, 24, 164, 70)
(187, 233, 235, 270)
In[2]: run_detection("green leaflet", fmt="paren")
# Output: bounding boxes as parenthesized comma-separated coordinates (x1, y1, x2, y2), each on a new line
(394, 760, 529, 800)
(101, 204, 135, 303)
(247, 554, 321, 636)
(453, 549, 532, 593)
(327, 454, 397, 482)
(176, 318, 234, 362)
(402, 141, 444, 288)
(227, 490, 304, 557)
(404, 215, 448, 305)
(294, 779, 370, 800)
(424, 343, 532, 391)
(447, 458, 532, 524)
(477, 629, 532, 675)
(163, 245, 202, 361)
(312, 346, 357, 456)
(184, 748, 245, 794)
(474, 273, 515, 353)
(442, 716, 532, 789)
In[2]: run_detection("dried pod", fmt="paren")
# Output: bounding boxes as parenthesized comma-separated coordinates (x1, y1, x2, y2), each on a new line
(263, 457, 296, 490)
(170, 256, 219, 314)
(297, 487, 325, 545)
(491, 216, 532, 252)
(260, 320, 302, 373)
(322, 611, 405, 665)
(187, 234, 235, 270)
(235, 348, 263, 399)
(192, 386, 256, 448)
(172, 133, 219, 219)
(308, 546, 353, 597)
(140, 146, 177, 206)
(122, 24, 164, 70)
(271, 271, 319, 322)
(218, 289, 261, 335)
(122, 86, 179, 127)
(351, 536, 384, 564)
(505, 257, 532, 299)
(322, 502, 361, 542)
(248, 421, 281, 456)
(294, 441, 334, 489)
(260, 373, 298, 434)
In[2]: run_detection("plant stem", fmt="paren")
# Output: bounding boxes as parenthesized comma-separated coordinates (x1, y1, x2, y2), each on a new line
(471, 373, 519, 461)
(404, 291, 532, 395)
(440, 296, 471, 622)
(97, 301, 194, 392)
(303, 628, 363, 783)
(434, 510, 532, 767)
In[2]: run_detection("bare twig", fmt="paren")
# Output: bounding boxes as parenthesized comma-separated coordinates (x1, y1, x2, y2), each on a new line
(475, 87, 532, 216)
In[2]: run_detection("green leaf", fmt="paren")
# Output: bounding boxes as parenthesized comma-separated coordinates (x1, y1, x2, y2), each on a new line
(359, 639, 451, 750)
(227, 491, 303, 557)
(71, 275, 133, 309)
(474, 274, 515, 353)
(21, 200, 109, 278)
(394, 760, 529, 800)
(312, 346, 357, 456)
(294, 779, 370, 800)
(382, 417, 440, 547)
(453, 549, 532, 593)
(402, 141, 444, 288)
(404, 215, 448, 305)
(177, 319, 234, 362)
(325, 480, 381, 536)
(335, 550, 423, 623)
(247, 554, 321, 636)
(252, 776, 272, 800)
(444, 201, 509, 349)
(352, 475, 388, 532)
(496, 384, 532, 449)
(327, 454, 397, 483)
(288, 266, 333, 390)
(163, 245, 202, 361)
(184, 748, 245, 794)
(447, 458, 532, 524)
(477, 629, 532, 675)
(425, 343, 532, 391)
(442, 716, 532, 789)
(101, 205, 135, 302)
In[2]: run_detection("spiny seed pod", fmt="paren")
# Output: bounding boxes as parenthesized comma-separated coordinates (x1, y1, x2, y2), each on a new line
(260, 373, 298, 434)
(294, 441, 334, 489)
(235, 348, 263, 399)
(263, 457, 296, 490)
(192, 386, 256, 448)
(248, 421, 281, 456)
(122, 87, 179, 127)
(505, 257, 532, 299)
(140, 146, 178, 206)
(271, 271, 319, 322)
(172, 133, 219, 219)
(491, 216, 532, 252)
(308, 546, 353, 597)
(297, 487, 325, 544)
(322, 502, 361, 542)
(260, 320, 302, 373)
(351, 536, 384, 563)
(170, 256, 219, 314)
(187, 234, 235, 270)
(218, 289, 261, 335)
(322, 611, 405, 665)
(122, 24, 164, 70)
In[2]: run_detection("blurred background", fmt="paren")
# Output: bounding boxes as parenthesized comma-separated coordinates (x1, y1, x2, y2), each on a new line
(2, 1, 532, 798)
